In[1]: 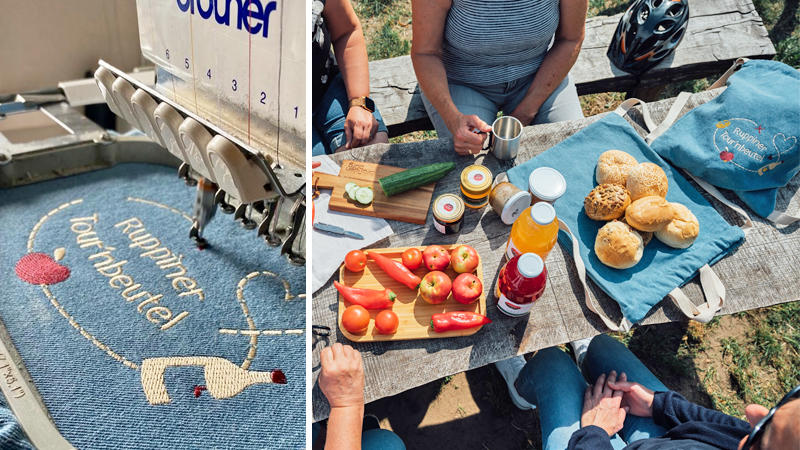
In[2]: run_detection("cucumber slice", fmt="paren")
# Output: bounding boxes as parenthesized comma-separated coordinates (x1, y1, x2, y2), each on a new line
(355, 186, 374, 205)
(345, 182, 359, 197)
(345, 183, 360, 199)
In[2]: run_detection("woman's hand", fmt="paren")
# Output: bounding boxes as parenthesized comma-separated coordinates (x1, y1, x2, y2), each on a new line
(448, 114, 492, 155)
(606, 372, 655, 418)
(345, 106, 379, 150)
(318, 343, 365, 409)
(581, 371, 628, 437)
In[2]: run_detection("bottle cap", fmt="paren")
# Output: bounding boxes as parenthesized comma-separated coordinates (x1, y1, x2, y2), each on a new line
(517, 253, 544, 278)
(529, 202, 556, 226)
(528, 167, 566, 202)
(500, 190, 532, 225)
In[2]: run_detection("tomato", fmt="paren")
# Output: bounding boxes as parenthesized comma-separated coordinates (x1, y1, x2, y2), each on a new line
(401, 248, 423, 270)
(344, 250, 367, 272)
(341, 305, 370, 333)
(375, 310, 399, 334)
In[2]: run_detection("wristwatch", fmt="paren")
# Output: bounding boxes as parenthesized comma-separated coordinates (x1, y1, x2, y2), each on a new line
(348, 97, 375, 113)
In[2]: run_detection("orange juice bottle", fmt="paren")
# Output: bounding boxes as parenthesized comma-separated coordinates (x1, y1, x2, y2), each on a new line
(505, 202, 558, 261)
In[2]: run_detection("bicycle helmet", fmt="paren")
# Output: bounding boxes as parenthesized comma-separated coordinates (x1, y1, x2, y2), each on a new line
(607, 0, 689, 75)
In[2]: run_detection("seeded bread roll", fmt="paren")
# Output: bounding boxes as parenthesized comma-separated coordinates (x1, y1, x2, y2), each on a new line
(596, 150, 638, 186)
(655, 203, 700, 248)
(595, 221, 644, 269)
(584, 184, 632, 221)
(625, 196, 675, 232)
(627, 162, 669, 201)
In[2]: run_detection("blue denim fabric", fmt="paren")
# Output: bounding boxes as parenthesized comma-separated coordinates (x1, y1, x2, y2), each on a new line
(420, 73, 584, 138)
(516, 335, 669, 450)
(0, 397, 34, 450)
(312, 73, 389, 156)
(506, 113, 745, 324)
(311, 422, 405, 449)
(0, 164, 305, 449)
(650, 60, 799, 219)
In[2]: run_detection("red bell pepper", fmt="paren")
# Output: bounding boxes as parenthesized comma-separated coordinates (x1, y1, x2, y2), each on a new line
(334, 281, 396, 309)
(430, 311, 491, 332)
(367, 251, 422, 290)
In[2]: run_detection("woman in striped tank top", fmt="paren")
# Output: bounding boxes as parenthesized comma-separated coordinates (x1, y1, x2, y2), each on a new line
(411, 0, 588, 155)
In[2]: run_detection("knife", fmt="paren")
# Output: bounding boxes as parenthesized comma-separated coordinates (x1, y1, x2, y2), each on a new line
(314, 222, 364, 239)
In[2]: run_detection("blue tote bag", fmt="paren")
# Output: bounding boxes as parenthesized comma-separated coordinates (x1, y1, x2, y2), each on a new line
(507, 100, 745, 331)
(647, 59, 800, 226)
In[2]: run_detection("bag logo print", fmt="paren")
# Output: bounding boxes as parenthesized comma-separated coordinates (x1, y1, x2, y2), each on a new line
(713, 118, 795, 176)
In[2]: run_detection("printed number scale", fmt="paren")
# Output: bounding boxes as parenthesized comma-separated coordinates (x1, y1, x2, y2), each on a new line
(313, 161, 435, 225)
(337, 245, 486, 342)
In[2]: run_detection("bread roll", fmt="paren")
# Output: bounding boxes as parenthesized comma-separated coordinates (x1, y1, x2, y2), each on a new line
(625, 196, 675, 232)
(584, 184, 631, 221)
(655, 203, 699, 249)
(620, 216, 653, 247)
(627, 162, 669, 201)
(595, 221, 644, 269)
(596, 150, 638, 186)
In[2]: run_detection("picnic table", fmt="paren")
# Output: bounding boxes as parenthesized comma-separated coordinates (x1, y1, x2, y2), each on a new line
(311, 86, 800, 421)
(370, 0, 776, 136)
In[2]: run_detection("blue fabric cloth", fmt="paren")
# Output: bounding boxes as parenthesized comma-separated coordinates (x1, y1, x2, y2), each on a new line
(516, 335, 669, 450)
(0, 397, 34, 450)
(507, 112, 745, 324)
(0, 164, 305, 449)
(312, 73, 389, 156)
(650, 60, 800, 218)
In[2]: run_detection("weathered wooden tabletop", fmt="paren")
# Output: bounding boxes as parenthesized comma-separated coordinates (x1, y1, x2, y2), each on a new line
(311, 88, 800, 421)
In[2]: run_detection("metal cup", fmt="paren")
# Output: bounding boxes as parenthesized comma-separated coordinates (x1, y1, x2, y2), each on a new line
(482, 116, 523, 160)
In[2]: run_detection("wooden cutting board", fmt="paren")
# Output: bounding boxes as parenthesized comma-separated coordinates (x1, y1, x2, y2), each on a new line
(337, 245, 487, 342)
(313, 160, 435, 225)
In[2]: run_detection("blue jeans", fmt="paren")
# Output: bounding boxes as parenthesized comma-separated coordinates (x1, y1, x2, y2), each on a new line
(311, 422, 406, 450)
(516, 335, 669, 450)
(312, 73, 389, 156)
(421, 72, 584, 138)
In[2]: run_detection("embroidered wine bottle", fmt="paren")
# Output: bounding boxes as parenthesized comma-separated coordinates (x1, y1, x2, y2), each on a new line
(495, 253, 547, 317)
(140, 356, 286, 405)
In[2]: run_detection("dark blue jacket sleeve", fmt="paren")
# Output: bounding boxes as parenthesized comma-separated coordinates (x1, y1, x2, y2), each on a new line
(567, 425, 615, 450)
(653, 391, 750, 450)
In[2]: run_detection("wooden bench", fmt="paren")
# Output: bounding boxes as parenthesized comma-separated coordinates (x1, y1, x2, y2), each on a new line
(369, 0, 776, 136)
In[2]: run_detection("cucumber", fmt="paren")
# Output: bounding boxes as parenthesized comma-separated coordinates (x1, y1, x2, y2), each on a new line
(345, 182, 360, 198)
(378, 162, 457, 197)
(355, 186, 374, 205)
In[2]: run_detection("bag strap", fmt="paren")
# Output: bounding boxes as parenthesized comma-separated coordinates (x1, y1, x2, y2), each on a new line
(708, 57, 748, 90)
(645, 91, 692, 143)
(615, 98, 657, 132)
(669, 265, 725, 323)
(684, 171, 755, 234)
(558, 219, 633, 332)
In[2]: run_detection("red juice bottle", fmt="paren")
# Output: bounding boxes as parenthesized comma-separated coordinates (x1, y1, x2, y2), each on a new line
(495, 253, 547, 317)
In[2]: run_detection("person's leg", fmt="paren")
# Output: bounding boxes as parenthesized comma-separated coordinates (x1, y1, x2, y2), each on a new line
(361, 107, 390, 147)
(361, 428, 406, 450)
(420, 83, 499, 139)
(311, 125, 327, 157)
(516, 347, 589, 450)
(503, 73, 585, 126)
(583, 334, 669, 443)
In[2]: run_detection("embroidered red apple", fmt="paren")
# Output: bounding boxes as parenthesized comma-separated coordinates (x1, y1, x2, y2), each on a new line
(15, 252, 71, 285)
(719, 150, 734, 162)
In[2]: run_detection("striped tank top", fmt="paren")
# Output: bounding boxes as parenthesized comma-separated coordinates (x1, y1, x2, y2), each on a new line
(442, 0, 560, 86)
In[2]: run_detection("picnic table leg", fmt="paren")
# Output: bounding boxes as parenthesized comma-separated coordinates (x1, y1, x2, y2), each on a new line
(627, 84, 667, 102)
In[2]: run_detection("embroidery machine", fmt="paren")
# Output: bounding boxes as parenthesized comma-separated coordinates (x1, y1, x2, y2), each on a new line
(1, 0, 306, 265)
